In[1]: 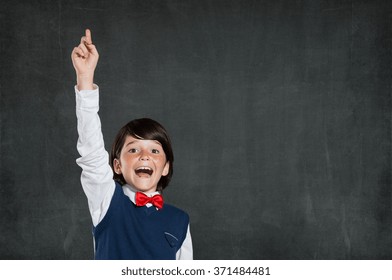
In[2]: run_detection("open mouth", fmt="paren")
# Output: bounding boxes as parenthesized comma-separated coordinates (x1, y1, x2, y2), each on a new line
(135, 167, 153, 177)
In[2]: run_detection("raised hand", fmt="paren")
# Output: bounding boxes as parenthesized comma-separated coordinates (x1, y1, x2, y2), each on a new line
(71, 29, 99, 90)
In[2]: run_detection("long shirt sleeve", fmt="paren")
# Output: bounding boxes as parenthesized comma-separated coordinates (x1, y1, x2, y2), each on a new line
(75, 85, 115, 227)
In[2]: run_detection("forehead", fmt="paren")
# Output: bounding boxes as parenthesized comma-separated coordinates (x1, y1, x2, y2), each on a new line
(123, 135, 162, 147)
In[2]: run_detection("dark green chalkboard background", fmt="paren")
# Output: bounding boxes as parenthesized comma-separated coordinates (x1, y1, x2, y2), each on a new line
(1, 0, 391, 259)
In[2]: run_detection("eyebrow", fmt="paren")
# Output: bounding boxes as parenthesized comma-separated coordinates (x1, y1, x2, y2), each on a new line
(125, 140, 137, 147)
(125, 140, 162, 147)
(125, 141, 136, 147)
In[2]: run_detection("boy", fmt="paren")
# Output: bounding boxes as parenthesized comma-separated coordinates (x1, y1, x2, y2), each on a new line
(71, 29, 192, 259)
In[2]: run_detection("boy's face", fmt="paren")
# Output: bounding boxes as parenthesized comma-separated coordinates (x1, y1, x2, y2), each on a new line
(114, 135, 170, 193)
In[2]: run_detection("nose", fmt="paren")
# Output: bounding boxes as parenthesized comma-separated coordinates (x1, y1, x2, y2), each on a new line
(139, 150, 150, 161)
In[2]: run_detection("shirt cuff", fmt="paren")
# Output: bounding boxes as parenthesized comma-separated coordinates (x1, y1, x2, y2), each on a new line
(74, 84, 99, 94)
(75, 84, 99, 110)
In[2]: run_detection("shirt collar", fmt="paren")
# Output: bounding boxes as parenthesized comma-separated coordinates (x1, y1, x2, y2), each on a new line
(122, 184, 161, 208)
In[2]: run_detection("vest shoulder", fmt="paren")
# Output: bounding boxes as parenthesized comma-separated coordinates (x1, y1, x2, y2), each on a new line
(162, 203, 189, 219)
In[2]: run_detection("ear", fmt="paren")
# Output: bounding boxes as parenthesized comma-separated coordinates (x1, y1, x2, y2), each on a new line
(113, 159, 122, 174)
(161, 161, 170, 177)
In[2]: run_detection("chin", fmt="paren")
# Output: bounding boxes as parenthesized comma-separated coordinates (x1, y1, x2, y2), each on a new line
(132, 182, 157, 192)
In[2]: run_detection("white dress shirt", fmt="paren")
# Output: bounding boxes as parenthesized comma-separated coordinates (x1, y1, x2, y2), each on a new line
(75, 85, 193, 260)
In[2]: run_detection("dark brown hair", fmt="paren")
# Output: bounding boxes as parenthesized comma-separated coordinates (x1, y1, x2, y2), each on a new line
(109, 118, 174, 192)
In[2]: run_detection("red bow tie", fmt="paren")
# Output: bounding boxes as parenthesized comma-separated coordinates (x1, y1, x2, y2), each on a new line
(135, 192, 164, 209)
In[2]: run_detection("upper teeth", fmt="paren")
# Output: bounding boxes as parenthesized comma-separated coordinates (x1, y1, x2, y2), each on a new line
(136, 167, 152, 170)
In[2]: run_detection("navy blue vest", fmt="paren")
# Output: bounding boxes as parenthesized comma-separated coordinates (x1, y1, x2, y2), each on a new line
(93, 183, 189, 260)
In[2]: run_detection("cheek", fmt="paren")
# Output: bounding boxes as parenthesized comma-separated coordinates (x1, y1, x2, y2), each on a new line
(154, 156, 167, 166)
(120, 154, 136, 166)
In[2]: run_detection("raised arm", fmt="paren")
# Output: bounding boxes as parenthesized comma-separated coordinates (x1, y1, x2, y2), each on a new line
(72, 29, 115, 227)
(71, 29, 99, 90)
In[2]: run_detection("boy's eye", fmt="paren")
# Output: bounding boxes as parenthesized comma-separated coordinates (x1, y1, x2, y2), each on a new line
(151, 149, 160, 154)
(129, 148, 138, 153)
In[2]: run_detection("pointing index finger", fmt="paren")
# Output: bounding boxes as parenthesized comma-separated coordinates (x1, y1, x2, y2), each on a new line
(85, 29, 92, 45)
